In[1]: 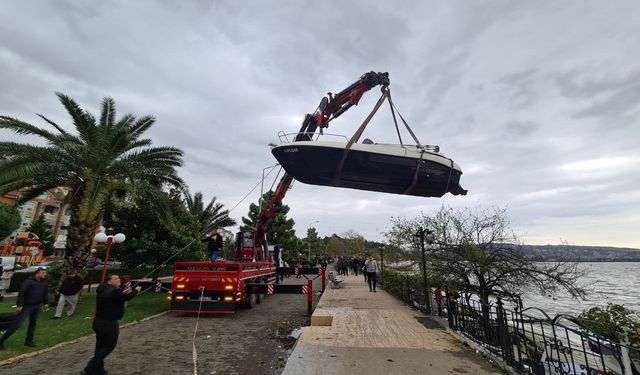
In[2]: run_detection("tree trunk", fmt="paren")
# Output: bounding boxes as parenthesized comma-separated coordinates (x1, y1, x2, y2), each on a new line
(57, 192, 99, 292)
(479, 289, 494, 345)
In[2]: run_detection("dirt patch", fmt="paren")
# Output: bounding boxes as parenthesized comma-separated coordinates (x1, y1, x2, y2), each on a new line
(0, 278, 321, 375)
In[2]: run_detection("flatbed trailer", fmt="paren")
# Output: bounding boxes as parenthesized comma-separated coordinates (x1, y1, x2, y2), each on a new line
(169, 260, 276, 314)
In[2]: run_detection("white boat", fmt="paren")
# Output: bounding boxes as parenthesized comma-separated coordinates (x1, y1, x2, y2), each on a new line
(271, 139, 467, 198)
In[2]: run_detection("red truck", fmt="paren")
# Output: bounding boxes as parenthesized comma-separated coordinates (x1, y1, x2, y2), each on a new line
(169, 260, 276, 314)
(168, 72, 390, 314)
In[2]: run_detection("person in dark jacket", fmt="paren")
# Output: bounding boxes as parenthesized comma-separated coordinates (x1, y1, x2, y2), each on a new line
(52, 270, 84, 319)
(81, 274, 141, 375)
(202, 228, 223, 262)
(0, 267, 49, 350)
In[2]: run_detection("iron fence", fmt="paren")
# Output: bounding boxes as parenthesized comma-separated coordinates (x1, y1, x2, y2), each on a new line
(396, 279, 639, 374)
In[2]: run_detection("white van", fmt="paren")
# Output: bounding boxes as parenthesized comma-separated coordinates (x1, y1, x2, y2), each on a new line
(0, 256, 16, 300)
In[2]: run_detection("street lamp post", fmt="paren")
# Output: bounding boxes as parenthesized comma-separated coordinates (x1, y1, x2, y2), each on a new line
(379, 244, 385, 271)
(94, 231, 126, 284)
(307, 221, 319, 263)
(414, 227, 434, 314)
(379, 244, 385, 284)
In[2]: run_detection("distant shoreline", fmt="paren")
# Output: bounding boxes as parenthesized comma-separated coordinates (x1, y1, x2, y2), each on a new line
(531, 259, 640, 263)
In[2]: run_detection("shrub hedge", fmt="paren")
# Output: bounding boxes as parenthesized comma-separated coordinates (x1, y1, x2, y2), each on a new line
(7, 265, 174, 293)
(380, 269, 426, 305)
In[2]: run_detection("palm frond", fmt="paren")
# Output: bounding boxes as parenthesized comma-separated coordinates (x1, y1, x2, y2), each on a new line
(78, 175, 110, 223)
(56, 92, 96, 146)
(99, 97, 116, 129)
(0, 142, 51, 159)
(183, 191, 236, 234)
(157, 174, 185, 189)
(118, 147, 184, 168)
(0, 116, 59, 141)
(130, 116, 155, 138)
(0, 162, 71, 199)
(12, 180, 69, 203)
(123, 139, 152, 151)
(114, 113, 135, 130)
(36, 114, 68, 135)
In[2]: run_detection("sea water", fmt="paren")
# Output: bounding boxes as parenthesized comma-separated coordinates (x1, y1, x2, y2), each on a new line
(520, 262, 640, 317)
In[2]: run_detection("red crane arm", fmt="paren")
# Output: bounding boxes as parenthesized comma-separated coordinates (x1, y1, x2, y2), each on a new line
(315, 71, 390, 129)
(248, 71, 389, 258)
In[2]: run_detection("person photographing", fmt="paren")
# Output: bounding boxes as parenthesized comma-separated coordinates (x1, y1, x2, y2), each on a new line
(81, 274, 142, 375)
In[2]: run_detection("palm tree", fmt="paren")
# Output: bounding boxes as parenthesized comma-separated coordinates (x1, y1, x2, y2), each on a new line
(183, 190, 236, 235)
(0, 93, 184, 274)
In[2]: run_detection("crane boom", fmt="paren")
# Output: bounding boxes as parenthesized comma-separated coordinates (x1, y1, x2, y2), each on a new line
(235, 71, 389, 261)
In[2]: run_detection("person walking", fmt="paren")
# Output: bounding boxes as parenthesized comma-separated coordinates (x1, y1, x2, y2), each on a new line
(295, 262, 302, 278)
(202, 228, 223, 262)
(81, 274, 141, 375)
(360, 257, 367, 283)
(434, 288, 444, 316)
(351, 256, 359, 277)
(0, 267, 49, 350)
(364, 255, 378, 292)
(52, 270, 84, 319)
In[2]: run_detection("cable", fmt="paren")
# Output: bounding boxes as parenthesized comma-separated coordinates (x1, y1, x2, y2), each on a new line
(192, 286, 206, 375)
(131, 165, 281, 287)
(230, 165, 279, 213)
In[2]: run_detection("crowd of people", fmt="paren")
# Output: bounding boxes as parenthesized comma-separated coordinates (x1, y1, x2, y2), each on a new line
(333, 255, 379, 292)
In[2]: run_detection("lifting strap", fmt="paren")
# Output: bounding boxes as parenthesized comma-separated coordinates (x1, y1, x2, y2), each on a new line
(334, 90, 389, 185)
(333, 87, 428, 189)
(387, 90, 422, 147)
(387, 92, 403, 145)
(443, 158, 454, 197)
(404, 149, 425, 195)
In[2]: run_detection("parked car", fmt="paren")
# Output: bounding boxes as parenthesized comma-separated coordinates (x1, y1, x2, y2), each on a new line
(92, 260, 124, 270)
(14, 260, 63, 273)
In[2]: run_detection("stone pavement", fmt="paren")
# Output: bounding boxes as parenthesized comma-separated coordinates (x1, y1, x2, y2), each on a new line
(283, 273, 502, 375)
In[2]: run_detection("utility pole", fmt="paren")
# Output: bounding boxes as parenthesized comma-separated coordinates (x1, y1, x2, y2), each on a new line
(415, 227, 433, 314)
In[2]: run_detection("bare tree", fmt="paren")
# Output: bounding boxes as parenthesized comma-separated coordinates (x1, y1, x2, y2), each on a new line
(385, 206, 585, 308)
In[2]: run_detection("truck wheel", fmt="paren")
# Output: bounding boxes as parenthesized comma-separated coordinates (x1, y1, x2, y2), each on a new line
(246, 293, 257, 308)
(257, 278, 266, 304)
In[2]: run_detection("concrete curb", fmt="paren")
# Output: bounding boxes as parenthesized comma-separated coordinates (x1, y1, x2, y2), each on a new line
(0, 311, 168, 367)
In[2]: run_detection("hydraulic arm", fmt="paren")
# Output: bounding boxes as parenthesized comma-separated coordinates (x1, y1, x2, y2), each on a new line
(236, 71, 389, 260)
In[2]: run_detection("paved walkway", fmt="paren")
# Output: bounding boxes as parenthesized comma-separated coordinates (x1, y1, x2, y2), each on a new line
(283, 273, 502, 375)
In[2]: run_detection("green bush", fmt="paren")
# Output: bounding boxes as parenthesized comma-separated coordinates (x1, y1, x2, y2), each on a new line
(380, 269, 424, 304)
(578, 304, 640, 346)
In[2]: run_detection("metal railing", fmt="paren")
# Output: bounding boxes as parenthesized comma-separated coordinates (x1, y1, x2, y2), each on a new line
(447, 296, 640, 374)
(276, 131, 348, 144)
(274, 131, 442, 153)
(385, 274, 639, 374)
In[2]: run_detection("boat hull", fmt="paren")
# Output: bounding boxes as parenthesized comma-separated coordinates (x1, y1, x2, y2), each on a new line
(272, 143, 467, 197)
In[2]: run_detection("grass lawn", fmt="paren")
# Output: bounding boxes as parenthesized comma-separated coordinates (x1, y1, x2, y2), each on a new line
(0, 291, 169, 361)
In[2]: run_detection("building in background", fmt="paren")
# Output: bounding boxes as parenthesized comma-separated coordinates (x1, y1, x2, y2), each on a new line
(1, 188, 70, 256)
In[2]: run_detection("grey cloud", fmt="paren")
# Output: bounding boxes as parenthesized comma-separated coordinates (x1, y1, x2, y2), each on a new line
(554, 68, 640, 120)
(1, 1, 639, 247)
(497, 69, 539, 109)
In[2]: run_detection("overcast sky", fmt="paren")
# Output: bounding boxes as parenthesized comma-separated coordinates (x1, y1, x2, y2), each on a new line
(1, 1, 639, 248)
